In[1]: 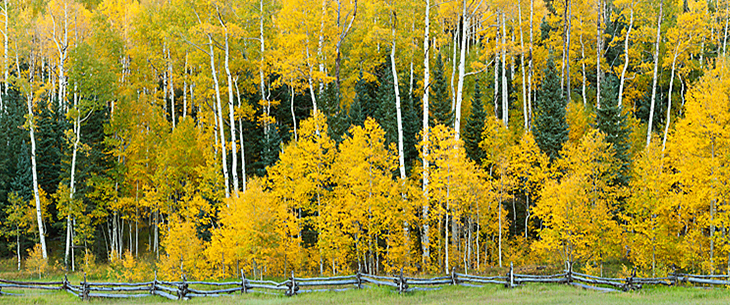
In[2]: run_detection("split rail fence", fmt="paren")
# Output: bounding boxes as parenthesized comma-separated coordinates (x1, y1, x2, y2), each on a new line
(1, 264, 729, 300)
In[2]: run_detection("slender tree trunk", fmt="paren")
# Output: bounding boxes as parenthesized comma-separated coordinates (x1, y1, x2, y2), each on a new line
(168, 47, 176, 130)
(1, 0, 7, 106)
(260, 0, 267, 132)
(454, 0, 469, 140)
(494, 22, 500, 119)
(566, 0, 572, 104)
(208, 33, 230, 198)
(618, 3, 633, 107)
(290, 80, 298, 141)
(305, 30, 319, 116)
(183, 52, 188, 119)
(595, 0, 602, 108)
(391, 35, 406, 180)
(26, 54, 47, 259)
(527, 0, 534, 129)
(501, 13, 508, 128)
(219, 20, 240, 197)
(422, 0, 431, 264)
(234, 78, 247, 192)
(518, 0, 528, 130)
(646, 0, 663, 148)
(580, 32, 587, 105)
(450, 26, 458, 109)
(662, 47, 679, 151)
(65, 113, 81, 268)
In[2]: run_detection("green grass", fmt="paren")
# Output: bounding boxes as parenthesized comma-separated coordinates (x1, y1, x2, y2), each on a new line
(2, 284, 730, 304)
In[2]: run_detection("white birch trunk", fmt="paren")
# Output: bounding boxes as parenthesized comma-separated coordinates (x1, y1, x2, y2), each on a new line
(580, 32, 587, 105)
(234, 78, 247, 192)
(618, 3, 633, 107)
(183, 52, 188, 119)
(527, 0, 534, 129)
(422, 0, 431, 263)
(454, 0, 469, 140)
(566, 0, 572, 104)
(2, 0, 7, 105)
(26, 56, 48, 259)
(208, 33, 230, 198)
(219, 19, 240, 197)
(646, 0, 663, 148)
(662, 45, 679, 151)
(501, 13, 508, 128)
(168, 48, 175, 130)
(518, 0, 527, 130)
(450, 27, 458, 110)
(391, 36, 406, 180)
(595, 0, 602, 108)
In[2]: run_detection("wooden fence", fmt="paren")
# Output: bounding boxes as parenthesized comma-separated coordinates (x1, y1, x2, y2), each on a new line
(1, 264, 730, 300)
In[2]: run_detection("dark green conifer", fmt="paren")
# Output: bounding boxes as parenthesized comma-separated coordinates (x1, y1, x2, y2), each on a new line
(430, 53, 453, 127)
(464, 77, 486, 164)
(532, 57, 569, 161)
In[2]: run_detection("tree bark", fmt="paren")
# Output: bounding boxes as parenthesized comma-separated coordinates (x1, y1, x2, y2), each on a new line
(518, 0, 527, 130)
(391, 34, 406, 180)
(618, 3, 633, 107)
(662, 45, 679, 151)
(595, 0, 601, 108)
(527, 0, 534, 129)
(454, 0, 468, 140)
(218, 14, 239, 197)
(208, 33, 231, 198)
(422, 0, 431, 265)
(26, 54, 48, 259)
(234, 77, 247, 192)
(566, 0, 572, 104)
(646, 0, 663, 148)
(501, 12, 508, 128)
(168, 47, 176, 130)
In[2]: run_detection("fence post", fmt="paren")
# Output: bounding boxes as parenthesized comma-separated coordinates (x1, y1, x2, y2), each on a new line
(286, 270, 297, 296)
(566, 261, 572, 284)
(398, 267, 408, 293)
(240, 269, 248, 294)
(178, 274, 189, 300)
(451, 267, 458, 285)
(624, 267, 635, 291)
(356, 271, 362, 289)
(152, 271, 157, 296)
(510, 262, 514, 288)
(82, 272, 89, 301)
(63, 274, 68, 291)
(670, 266, 677, 287)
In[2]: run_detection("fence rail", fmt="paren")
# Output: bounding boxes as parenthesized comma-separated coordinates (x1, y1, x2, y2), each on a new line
(1, 264, 730, 300)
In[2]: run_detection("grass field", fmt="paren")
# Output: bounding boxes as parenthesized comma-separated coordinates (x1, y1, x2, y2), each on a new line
(1, 284, 730, 305)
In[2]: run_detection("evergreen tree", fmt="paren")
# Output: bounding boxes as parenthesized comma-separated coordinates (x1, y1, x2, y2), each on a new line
(0, 90, 26, 206)
(596, 74, 631, 186)
(36, 98, 65, 195)
(430, 53, 453, 127)
(533, 58, 569, 161)
(403, 83, 422, 176)
(464, 77, 486, 164)
(375, 57, 398, 145)
(350, 69, 378, 126)
(320, 83, 348, 143)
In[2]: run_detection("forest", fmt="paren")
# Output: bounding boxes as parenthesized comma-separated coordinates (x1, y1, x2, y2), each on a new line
(0, 0, 728, 281)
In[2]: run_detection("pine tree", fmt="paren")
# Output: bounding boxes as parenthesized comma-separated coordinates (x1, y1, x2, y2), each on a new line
(596, 74, 631, 186)
(350, 69, 378, 126)
(403, 85, 421, 176)
(376, 57, 398, 146)
(464, 77, 486, 164)
(36, 98, 65, 196)
(320, 83, 348, 143)
(430, 53, 452, 127)
(533, 58, 569, 161)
